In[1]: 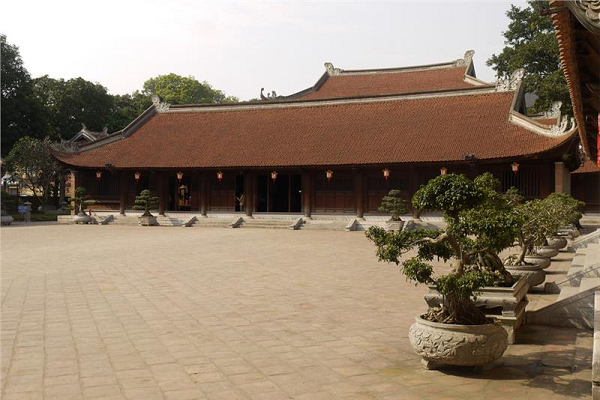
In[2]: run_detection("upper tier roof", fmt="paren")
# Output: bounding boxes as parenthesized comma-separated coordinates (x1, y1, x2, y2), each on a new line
(283, 50, 486, 101)
(53, 85, 576, 170)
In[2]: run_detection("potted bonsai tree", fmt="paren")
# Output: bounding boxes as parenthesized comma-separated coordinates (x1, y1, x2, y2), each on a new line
(546, 192, 585, 240)
(366, 173, 519, 370)
(133, 189, 159, 226)
(71, 187, 97, 224)
(378, 189, 407, 231)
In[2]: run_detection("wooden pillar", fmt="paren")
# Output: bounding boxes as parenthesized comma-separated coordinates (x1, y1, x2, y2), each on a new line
(157, 172, 167, 216)
(355, 170, 365, 219)
(554, 162, 571, 194)
(244, 171, 253, 217)
(70, 171, 80, 215)
(199, 172, 207, 216)
(302, 171, 312, 218)
(119, 171, 127, 215)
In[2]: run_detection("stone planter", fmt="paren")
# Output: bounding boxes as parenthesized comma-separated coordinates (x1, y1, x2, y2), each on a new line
(408, 316, 508, 370)
(523, 254, 551, 269)
(139, 215, 157, 226)
(558, 227, 580, 239)
(546, 236, 567, 250)
(73, 214, 92, 224)
(424, 275, 528, 344)
(1, 215, 14, 226)
(385, 220, 405, 231)
(504, 263, 545, 288)
(534, 246, 559, 258)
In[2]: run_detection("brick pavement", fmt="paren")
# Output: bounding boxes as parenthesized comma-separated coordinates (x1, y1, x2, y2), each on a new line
(0, 224, 592, 399)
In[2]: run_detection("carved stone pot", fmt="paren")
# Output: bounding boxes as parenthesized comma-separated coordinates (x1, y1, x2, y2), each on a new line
(408, 316, 508, 370)
(139, 215, 157, 226)
(546, 236, 567, 250)
(504, 264, 545, 288)
(1, 215, 14, 226)
(523, 254, 551, 269)
(534, 246, 559, 258)
(73, 214, 92, 224)
(385, 220, 405, 232)
(558, 227, 580, 239)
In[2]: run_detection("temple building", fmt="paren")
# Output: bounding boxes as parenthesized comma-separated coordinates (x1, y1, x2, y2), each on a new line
(53, 50, 584, 218)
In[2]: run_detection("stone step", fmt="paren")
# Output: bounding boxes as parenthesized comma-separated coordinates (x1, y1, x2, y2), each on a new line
(585, 245, 600, 269)
(191, 218, 232, 228)
(300, 221, 349, 231)
(570, 228, 600, 250)
(155, 217, 184, 227)
(239, 223, 290, 229)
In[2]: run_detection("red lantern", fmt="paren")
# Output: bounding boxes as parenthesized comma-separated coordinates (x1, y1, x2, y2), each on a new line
(134, 171, 141, 182)
(96, 170, 102, 180)
(326, 170, 333, 181)
(216, 171, 223, 182)
(511, 162, 519, 174)
(382, 168, 390, 180)
(271, 171, 278, 182)
(177, 171, 183, 181)
(440, 167, 447, 175)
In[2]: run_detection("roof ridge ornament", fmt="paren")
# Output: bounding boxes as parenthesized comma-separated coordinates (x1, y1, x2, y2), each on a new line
(544, 101, 563, 118)
(454, 50, 475, 67)
(549, 115, 576, 136)
(260, 88, 283, 101)
(495, 68, 525, 92)
(324, 62, 342, 75)
(151, 95, 170, 112)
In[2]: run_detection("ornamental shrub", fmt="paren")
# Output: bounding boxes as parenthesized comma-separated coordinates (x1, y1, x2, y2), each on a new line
(133, 190, 159, 217)
(378, 189, 407, 221)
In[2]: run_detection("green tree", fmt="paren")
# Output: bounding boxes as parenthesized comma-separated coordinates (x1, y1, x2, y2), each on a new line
(1, 34, 47, 156)
(487, 1, 571, 115)
(33, 76, 114, 141)
(378, 189, 407, 221)
(133, 190, 159, 217)
(105, 92, 153, 132)
(5, 137, 63, 212)
(142, 73, 238, 105)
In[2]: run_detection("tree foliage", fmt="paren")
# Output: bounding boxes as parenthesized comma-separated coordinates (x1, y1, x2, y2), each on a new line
(5, 137, 63, 211)
(142, 73, 238, 105)
(486, 1, 571, 115)
(1, 35, 47, 156)
(378, 189, 407, 221)
(71, 187, 97, 215)
(366, 173, 520, 325)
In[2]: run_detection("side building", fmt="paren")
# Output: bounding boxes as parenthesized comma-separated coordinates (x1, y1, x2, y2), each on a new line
(53, 51, 580, 217)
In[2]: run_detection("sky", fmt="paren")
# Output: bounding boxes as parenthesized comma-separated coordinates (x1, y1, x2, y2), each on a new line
(1, 1, 526, 101)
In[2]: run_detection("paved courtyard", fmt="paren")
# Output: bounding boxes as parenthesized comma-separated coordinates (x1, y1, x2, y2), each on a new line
(0, 224, 593, 399)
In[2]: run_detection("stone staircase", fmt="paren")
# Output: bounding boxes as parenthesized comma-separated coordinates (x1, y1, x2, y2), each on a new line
(299, 219, 353, 231)
(189, 217, 237, 228)
(109, 216, 142, 226)
(155, 215, 184, 227)
(570, 228, 600, 250)
(238, 218, 298, 229)
(527, 242, 600, 329)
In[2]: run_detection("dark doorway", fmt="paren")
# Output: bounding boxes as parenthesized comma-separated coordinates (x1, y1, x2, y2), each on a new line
(235, 174, 244, 212)
(256, 173, 302, 212)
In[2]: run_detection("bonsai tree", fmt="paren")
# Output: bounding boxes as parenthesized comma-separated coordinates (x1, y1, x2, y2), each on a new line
(71, 187, 97, 215)
(366, 173, 520, 325)
(133, 190, 159, 217)
(506, 192, 585, 265)
(378, 189, 407, 221)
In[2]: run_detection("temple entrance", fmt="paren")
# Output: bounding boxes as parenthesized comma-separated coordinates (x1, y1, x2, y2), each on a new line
(168, 175, 193, 211)
(256, 173, 301, 213)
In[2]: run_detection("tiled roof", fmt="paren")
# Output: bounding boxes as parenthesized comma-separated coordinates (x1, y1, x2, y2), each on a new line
(294, 66, 475, 101)
(54, 89, 574, 170)
(573, 159, 600, 174)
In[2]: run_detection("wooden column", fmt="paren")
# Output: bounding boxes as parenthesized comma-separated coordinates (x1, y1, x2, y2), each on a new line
(244, 171, 253, 217)
(157, 172, 167, 216)
(302, 171, 312, 218)
(70, 171, 80, 215)
(355, 170, 365, 219)
(554, 162, 571, 194)
(199, 172, 207, 216)
(119, 171, 127, 215)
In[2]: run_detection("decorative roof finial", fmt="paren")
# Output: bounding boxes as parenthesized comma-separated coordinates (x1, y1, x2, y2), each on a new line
(454, 50, 475, 67)
(151, 95, 170, 112)
(324, 62, 341, 75)
(495, 68, 525, 92)
(544, 101, 562, 118)
(549, 115, 576, 136)
(260, 88, 282, 101)
(81, 123, 87, 130)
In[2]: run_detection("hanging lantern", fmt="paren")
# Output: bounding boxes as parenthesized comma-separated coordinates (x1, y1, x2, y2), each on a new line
(511, 162, 520, 174)
(382, 168, 390, 180)
(440, 167, 447, 175)
(216, 171, 223, 182)
(177, 171, 183, 181)
(271, 171, 278, 182)
(134, 171, 141, 182)
(96, 170, 102, 180)
(326, 170, 333, 181)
